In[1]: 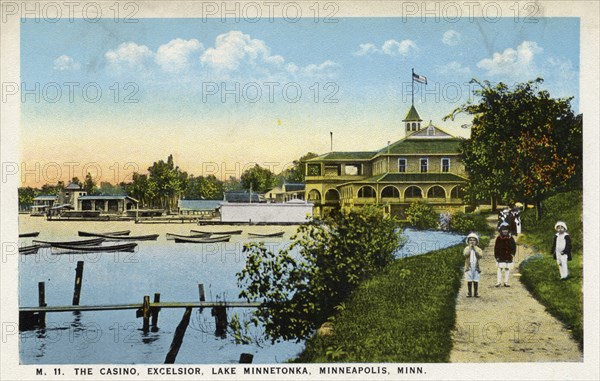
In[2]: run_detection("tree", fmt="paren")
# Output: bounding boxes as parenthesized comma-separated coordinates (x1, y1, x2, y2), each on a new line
(236, 206, 402, 342)
(184, 175, 224, 200)
(240, 164, 277, 193)
(18, 187, 37, 210)
(280, 152, 319, 183)
(444, 78, 582, 218)
(83, 172, 98, 195)
(147, 154, 187, 210)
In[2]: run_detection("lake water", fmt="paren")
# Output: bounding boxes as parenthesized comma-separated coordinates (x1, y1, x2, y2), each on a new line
(18, 216, 465, 364)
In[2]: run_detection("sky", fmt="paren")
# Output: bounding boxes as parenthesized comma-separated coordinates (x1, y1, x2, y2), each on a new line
(20, 17, 580, 187)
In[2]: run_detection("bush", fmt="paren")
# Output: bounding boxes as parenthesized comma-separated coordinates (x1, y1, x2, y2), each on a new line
(236, 205, 402, 342)
(449, 212, 491, 235)
(405, 202, 438, 230)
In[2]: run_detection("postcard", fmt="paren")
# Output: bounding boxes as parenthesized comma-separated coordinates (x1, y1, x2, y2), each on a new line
(1, 1, 598, 380)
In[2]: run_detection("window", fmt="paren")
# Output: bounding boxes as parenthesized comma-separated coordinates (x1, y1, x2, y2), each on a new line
(420, 158, 428, 173)
(344, 164, 361, 176)
(381, 186, 400, 198)
(324, 165, 341, 176)
(441, 158, 450, 172)
(398, 158, 407, 173)
(411, 122, 416, 131)
(357, 186, 376, 198)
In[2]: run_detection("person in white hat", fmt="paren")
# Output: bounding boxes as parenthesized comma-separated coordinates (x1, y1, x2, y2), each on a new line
(494, 222, 517, 287)
(463, 232, 483, 297)
(552, 221, 572, 280)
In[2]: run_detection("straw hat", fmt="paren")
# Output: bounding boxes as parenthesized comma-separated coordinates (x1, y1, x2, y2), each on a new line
(554, 221, 568, 230)
(465, 232, 479, 244)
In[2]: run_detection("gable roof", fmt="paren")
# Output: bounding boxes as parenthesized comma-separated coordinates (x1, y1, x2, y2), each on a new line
(178, 199, 221, 210)
(283, 183, 305, 192)
(65, 182, 82, 190)
(406, 121, 454, 139)
(376, 138, 462, 156)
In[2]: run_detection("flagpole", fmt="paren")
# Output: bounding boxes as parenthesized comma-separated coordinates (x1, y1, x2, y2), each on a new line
(411, 68, 414, 107)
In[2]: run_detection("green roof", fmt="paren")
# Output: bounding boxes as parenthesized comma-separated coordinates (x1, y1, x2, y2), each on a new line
(377, 138, 462, 155)
(403, 105, 422, 121)
(308, 151, 376, 161)
(355, 173, 467, 183)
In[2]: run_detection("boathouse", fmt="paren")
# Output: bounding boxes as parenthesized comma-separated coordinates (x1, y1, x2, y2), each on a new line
(265, 183, 306, 203)
(31, 195, 58, 216)
(78, 195, 138, 214)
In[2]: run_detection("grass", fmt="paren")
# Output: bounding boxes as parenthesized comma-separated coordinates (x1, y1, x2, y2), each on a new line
(295, 236, 490, 363)
(518, 190, 583, 349)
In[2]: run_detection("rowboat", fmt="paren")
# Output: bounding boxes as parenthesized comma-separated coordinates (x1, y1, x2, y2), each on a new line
(19, 232, 40, 238)
(174, 235, 231, 243)
(78, 230, 131, 237)
(19, 244, 44, 255)
(248, 231, 285, 238)
(51, 242, 138, 254)
(32, 237, 106, 246)
(86, 233, 159, 241)
(166, 232, 210, 240)
(191, 229, 242, 235)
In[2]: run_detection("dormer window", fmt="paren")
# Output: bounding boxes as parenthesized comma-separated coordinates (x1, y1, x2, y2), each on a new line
(427, 126, 435, 136)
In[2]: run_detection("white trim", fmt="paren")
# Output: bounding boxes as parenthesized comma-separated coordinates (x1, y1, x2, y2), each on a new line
(398, 158, 407, 173)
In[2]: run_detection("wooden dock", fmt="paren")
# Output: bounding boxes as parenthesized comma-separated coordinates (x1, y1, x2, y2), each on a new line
(20, 301, 262, 313)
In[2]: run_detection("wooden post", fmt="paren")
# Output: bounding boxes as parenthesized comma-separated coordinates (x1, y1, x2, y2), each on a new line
(38, 282, 46, 327)
(72, 261, 84, 305)
(164, 307, 192, 364)
(198, 284, 205, 313)
(211, 306, 227, 337)
(142, 295, 150, 334)
(239, 353, 254, 363)
(151, 293, 161, 332)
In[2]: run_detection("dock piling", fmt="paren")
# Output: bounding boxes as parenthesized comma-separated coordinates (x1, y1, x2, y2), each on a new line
(211, 306, 228, 338)
(72, 261, 84, 305)
(38, 282, 46, 327)
(164, 307, 192, 364)
(142, 295, 150, 333)
(239, 353, 254, 363)
(151, 293, 161, 332)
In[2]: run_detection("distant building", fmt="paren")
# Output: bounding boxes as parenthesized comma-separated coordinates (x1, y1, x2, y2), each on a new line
(31, 195, 58, 216)
(224, 191, 263, 203)
(304, 106, 468, 218)
(220, 199, 314, 224)
(78, 195, 138, 214)
(265, 183, 306, 203)
(178, 199, 221, 219)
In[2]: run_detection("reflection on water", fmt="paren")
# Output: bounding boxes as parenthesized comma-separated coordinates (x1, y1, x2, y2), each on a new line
(18, 216, 465, 364)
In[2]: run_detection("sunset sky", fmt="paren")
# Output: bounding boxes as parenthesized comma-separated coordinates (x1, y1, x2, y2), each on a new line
(20, 17, 580, 187)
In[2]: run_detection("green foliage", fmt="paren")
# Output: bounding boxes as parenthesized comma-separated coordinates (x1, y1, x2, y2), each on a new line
(449, 212, 491, 235)
(278, 152, 319, 184)
(18, 187, 37, 209)
(445, 78, 582, 212)
(405, 202, 438, 230)
(296, 240, 484, 362)
(184, 175, 224, 200)
(236, 206, 402, 342)
(240, 164, 277, 193)
(518, 190, 582, 348)
(83, 172, 98, 195)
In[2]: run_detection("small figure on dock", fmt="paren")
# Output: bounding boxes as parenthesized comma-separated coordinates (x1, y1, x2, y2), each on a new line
(551, 221, 572, 280)
(463, 232, 483, 297)
(494, 222, 516, 287)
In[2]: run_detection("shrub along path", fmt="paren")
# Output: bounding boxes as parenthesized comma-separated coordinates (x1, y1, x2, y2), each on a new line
(450, 233, 582, 362)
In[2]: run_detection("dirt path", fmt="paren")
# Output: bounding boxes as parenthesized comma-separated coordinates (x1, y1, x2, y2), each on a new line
(450, 234, 582, 362)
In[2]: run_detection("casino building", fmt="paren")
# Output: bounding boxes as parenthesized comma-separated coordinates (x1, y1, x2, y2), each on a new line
(304, 105, 468, 218)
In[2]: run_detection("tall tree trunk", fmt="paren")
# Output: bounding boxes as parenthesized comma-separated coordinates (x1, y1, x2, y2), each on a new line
(535, 198, 543, 221)
(491, 195, 497, 212)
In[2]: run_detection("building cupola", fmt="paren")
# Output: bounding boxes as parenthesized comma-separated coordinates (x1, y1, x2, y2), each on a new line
(403, 105, 423, 132)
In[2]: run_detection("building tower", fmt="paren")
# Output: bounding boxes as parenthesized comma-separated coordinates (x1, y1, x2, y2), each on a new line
(403, 105, 423, 133)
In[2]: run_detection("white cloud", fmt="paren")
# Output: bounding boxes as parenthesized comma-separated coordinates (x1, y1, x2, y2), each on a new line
(105, 42, 153, 70)
(156, 39, 203, 73)
(53, 55, 80, 71)
(200, 31, 285, 74)
(354, 39, 417, 57)
(299, 60, 339, 77)
(354, 43, 378, 56)
(437, 61, 471, 75)
(442, 30, 460, 46)
(477, 41, 543, 77)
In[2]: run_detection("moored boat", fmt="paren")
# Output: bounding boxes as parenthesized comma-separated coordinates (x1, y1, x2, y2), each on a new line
(19, 232, 40, 238)
(191, 229, 242, 235)
(78, 230, 131, 237)
(32, 237, 106, 246)
(87, 233, 159, 241)
(248, 231, 285, 238)
(19, 244, 44, 255)
(174, 235, 231, 243)
(166, 232, 210, 240)
(51, 242, 138, 254)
